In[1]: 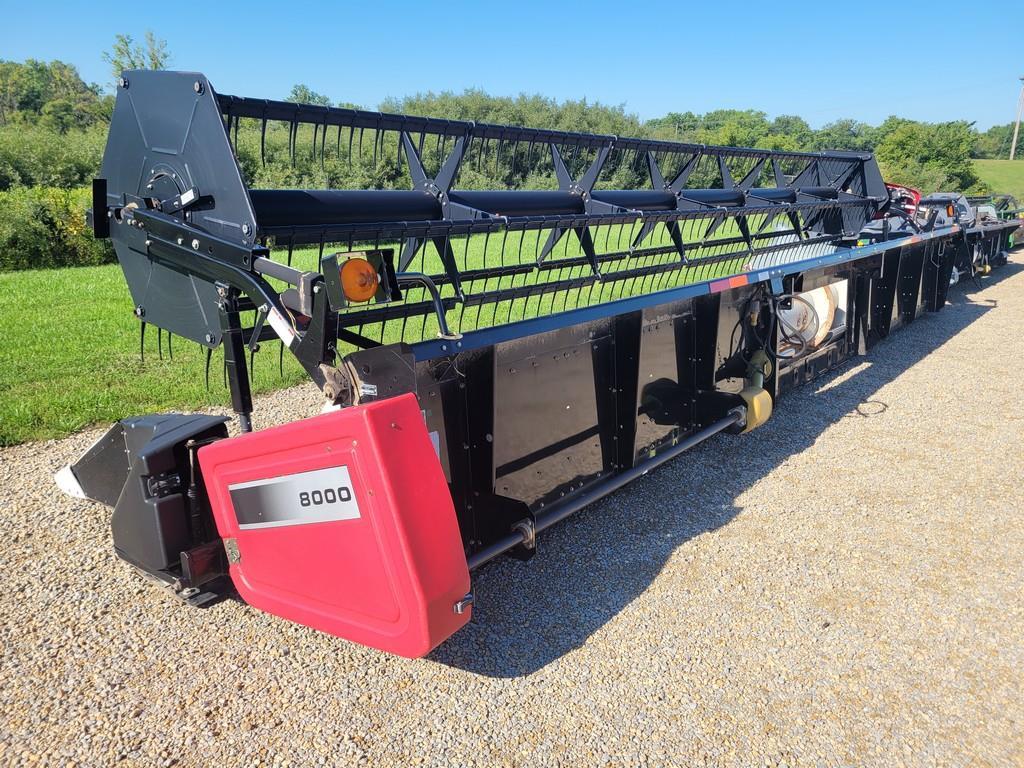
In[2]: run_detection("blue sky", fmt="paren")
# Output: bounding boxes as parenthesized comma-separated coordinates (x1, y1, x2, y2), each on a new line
(2, 0, 1021, 129)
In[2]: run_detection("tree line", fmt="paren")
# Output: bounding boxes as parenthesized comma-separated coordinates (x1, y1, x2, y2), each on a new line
(0, 42, 1015, 270)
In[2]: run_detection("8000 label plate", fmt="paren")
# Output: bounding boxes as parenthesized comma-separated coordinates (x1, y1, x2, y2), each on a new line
(228, 466, 361, 530)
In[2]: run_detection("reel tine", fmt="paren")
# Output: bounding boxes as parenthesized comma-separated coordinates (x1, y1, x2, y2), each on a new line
(260, 117, 267, 166)
(167, 332, 173, 361)
(348, 126, 354, 167)
(289, 118, 297, 166)
(278, 341, 285, 379)
(509, 139, 519, 183)
(157, 327, 163, 360)
(205, 346, 213, 391)
(320, 118, 328, 168)
(139, 321, 145, 362)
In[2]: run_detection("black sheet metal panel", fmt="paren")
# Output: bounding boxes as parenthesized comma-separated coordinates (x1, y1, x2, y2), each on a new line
(100, 71, 259, 347)
(634, 302, 697, 461)
(492, 323, 615, 510)
(67, 422, 131, 508)
(70, 414, 229, 575)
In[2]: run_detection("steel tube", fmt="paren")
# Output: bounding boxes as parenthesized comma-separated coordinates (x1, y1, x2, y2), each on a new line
(679, 189, 746, 206)
(450, 190, 584, 216)
(466, 409, 744, 570)
(251, 187, 795, 230)
(250, 190, 441, 228)
(748, 188, 796, 204)
(590, 190, 677, 211)
(253, 255, 305, 284)
(797, 187, 840, 200)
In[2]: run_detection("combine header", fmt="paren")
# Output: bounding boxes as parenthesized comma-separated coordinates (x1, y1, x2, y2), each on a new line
(58, 72, 1018, 656)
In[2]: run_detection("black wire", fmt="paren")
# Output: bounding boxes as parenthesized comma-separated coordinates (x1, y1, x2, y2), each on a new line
(728, 284, 823, 364)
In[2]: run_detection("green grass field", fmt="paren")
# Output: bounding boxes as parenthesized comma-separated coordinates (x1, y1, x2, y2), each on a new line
(974, 159, 1024, 201)
(0, 264, 314, 446)
(0, 220, 761, 446)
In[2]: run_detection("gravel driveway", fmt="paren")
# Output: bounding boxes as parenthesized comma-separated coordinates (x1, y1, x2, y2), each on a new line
(2, 261, 1023, 767)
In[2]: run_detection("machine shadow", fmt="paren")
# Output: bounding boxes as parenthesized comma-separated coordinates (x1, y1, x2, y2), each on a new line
(428, 262, 1021, 678)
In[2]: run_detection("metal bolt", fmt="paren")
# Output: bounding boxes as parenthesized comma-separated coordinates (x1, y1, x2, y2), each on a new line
(241, 223, 251, 236)
(205, 333, 214, 343)
(191, 239, 200, 250)
(134, 306, 144, 318)
(177, 237, 184, 246)
(118, 77, 128, 89)
(193, 80, 204, 94)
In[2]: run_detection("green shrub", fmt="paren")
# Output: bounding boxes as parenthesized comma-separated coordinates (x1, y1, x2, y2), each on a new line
(0, 123, 105, 190)
(0, 186, 113, 270)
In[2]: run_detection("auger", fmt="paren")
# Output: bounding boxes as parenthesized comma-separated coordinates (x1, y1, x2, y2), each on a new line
(57, 71, 1018, 656)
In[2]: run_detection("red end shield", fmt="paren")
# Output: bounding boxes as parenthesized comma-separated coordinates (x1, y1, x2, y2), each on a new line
(198, 394, 470, 657)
